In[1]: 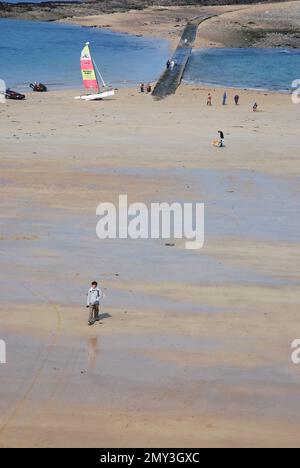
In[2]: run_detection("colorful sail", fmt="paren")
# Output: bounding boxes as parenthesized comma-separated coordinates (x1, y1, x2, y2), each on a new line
(80, 43, 99, 93)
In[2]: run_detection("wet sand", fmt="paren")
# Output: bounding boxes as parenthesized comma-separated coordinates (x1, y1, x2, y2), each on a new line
(0, 86, 300, 447)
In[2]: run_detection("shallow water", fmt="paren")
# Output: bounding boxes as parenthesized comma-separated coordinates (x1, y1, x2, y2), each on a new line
(0, 19, 169, 90)
(184, 48, 300, 91)
(2, 330, 300, 423)
(80, 167, 300, 243)
(1, 167, 299, 311)
(2, 19, 300, 92)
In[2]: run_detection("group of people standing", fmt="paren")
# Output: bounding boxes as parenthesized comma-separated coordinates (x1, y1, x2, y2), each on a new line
(221, 91, 240, 106)
(208, 91, 258, 111)
(166, 59, 177, 71)
(140, 83, 152, 94)
(207, 91, 240, 107)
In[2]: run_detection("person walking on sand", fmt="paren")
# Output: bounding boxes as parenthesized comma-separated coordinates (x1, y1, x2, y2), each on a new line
(253, 102, 258, 112)
(86, 281, 103, 326)
(212, 130, 225, 148)
(207, 93, 212, 106)
(140, 83, 145, 93)
(146, 83, 152, 94)
(234, 94, 240, 105)
(218, 130, 225, 147)
(222, 91, 227, 106)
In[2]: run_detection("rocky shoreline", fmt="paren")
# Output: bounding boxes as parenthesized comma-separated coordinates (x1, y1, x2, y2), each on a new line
(0, 1, 98, 21)
(197, 1, 300, 48)
(0, 1, 289, 21)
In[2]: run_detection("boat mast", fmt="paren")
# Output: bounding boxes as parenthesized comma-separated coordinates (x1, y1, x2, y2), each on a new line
(93, 59, 107, 89)
(85, 41, 104, 91)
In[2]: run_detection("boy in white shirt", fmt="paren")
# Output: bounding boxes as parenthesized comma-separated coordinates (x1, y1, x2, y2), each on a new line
(86, 281, 103, 326)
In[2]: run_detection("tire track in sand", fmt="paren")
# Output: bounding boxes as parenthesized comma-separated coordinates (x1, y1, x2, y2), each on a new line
(0, 249, 63, 440)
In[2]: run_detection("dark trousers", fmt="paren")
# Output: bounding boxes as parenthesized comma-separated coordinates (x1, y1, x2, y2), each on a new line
(89, 304, 99, 324)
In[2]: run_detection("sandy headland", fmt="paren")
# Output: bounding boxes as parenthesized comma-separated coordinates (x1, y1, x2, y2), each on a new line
(60, 1, 300, 48)
(0, 84, 300, 447)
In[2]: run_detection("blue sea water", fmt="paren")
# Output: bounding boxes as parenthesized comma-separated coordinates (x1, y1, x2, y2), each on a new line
(1, 19, 300, 91)
(184, 48, 300, 91)
(0, 19, 170, 89)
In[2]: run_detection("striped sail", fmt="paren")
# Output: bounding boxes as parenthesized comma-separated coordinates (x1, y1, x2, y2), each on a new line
(80, 43, 99, 93)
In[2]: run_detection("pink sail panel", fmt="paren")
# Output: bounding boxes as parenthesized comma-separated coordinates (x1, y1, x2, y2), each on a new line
(81, 44, 99, 93)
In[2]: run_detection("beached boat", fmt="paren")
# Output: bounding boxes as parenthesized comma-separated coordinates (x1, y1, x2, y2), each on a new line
(74, 42, 115, 101)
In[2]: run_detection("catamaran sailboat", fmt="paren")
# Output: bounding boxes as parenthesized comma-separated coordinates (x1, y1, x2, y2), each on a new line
(75, 42, 115, 101)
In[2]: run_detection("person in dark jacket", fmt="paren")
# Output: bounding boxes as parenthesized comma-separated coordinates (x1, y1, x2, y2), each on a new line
(218, 130, 225, 147)
(222, 91, 227, 106)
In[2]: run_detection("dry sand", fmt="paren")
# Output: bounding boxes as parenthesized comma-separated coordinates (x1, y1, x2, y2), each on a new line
(0, 85, 300, 447)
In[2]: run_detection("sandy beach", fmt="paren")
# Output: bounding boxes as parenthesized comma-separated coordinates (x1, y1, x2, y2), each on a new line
(0, 84, 300, 447)
(60, 5, 243, 48)
(62, 1, 300, 49)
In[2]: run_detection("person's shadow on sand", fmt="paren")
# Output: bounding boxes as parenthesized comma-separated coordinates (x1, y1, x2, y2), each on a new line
(98, 312, 111, 321)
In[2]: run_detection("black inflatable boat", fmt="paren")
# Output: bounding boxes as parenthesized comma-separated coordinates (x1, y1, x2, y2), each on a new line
(30, 82, 47, 92)
(5, 89, 26, 100)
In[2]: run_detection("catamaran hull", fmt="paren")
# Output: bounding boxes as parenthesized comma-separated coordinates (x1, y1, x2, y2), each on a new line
(74, 90, 115, 101)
